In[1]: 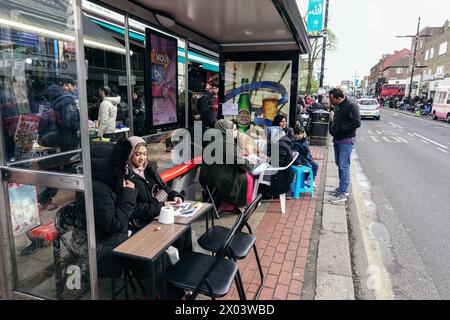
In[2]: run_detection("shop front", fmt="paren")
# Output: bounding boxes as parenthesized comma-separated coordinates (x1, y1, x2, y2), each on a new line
(0, 0, 310, 300)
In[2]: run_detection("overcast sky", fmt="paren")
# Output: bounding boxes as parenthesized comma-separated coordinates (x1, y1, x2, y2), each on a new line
(297, 0, 449, 87)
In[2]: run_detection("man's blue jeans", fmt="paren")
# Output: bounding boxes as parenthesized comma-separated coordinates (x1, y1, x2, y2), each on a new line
(334, 143, 354, 194)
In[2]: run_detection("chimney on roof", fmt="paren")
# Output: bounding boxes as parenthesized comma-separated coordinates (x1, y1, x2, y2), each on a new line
(444, 20, 449, 29)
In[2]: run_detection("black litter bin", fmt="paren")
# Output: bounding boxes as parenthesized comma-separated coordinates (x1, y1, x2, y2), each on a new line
(309, 110, 330, 146)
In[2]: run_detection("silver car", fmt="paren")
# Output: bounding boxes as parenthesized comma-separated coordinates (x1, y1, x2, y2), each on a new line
(356, 99, 381, 120)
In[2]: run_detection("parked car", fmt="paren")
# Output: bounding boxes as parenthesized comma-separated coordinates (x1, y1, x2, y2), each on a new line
(356, 98, 381, 120)
(431, 86, 450, 123)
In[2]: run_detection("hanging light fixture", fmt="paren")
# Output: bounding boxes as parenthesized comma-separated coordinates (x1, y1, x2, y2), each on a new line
(154, 12, 176, 28)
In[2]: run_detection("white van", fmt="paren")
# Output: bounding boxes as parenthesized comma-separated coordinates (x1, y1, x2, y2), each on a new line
(432, 86, 450, 123)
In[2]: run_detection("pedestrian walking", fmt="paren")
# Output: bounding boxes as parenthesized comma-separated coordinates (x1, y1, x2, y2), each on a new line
(328, 88, 361, 203)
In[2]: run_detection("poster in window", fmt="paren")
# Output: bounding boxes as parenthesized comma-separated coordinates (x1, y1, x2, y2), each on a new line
(8, 183, 40, 237)
(223, 61, 292, 133)
(13, 114, 40, 160)
(146, 29, 178, 127)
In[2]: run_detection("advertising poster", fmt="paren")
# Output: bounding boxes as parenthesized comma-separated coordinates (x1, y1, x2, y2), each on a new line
(13, 114, 40, 160)
(8, 183, 40, 237)
(224, 61, 292, 133)
(148, 30, 178, 127)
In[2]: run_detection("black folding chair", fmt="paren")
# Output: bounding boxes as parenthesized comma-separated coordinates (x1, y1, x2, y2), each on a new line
(204, 185, 221, 220)
(165, 208, 247, 300)
(196, 194, 264, 299)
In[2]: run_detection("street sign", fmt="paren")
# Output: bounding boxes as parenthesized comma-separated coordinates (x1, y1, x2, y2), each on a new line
(307, 0, 324, 32)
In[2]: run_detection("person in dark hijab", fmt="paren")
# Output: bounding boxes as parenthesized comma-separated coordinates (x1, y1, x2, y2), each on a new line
(199, 120, 253, 211)
(272, 114, 295, 142)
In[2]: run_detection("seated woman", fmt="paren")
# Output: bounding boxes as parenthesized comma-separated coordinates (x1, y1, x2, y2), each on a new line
(272, 114, 295, 142)
(127, 136, 184, 232)
(258, 126, 295, 199)
(199, 119, 253, 212)
(127, 136, 192, 256)
(91, 139, 188, 299)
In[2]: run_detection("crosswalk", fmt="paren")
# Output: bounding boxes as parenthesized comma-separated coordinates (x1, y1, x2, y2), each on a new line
(359, 124, 449, 155)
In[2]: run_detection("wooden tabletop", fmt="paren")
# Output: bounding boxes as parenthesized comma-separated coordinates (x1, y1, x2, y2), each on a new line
(113, 221, 187, 261)
(174, 201, 213, 225)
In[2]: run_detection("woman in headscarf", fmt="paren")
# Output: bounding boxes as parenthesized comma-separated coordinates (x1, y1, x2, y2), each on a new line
(126, 136, 192, 299)
(199, 119, 253, 210)
(126, 136, 184, 232)
(272, 114, 295, 142)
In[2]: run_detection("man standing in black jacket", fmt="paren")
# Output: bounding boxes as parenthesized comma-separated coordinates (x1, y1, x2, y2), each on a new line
(328, 88, 361, 203)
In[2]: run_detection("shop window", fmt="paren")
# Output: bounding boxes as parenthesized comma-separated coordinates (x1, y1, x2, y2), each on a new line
(85, 47, 105, 68)
(439, 42, 447, 56)
(7, 184, 90, 300)
(0, 3, 83, 173)
(105, 51, 125, 70)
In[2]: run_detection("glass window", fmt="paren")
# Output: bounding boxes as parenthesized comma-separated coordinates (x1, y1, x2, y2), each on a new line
(446, 95, 450, 105)
(81, 12, 129, 140)
(429, 47, 434, 59)
(8, 183, 90, 300)
(437, 66, 445, 75)
(1, 0, 82, 174)
(439, 42, 448, 55)
(359, 100, 378, 105)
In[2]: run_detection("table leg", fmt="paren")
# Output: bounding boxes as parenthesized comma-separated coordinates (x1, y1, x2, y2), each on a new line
(124, 267, 129, 300)
(150, 261, 156, 300)
(161, 256, 167, 300)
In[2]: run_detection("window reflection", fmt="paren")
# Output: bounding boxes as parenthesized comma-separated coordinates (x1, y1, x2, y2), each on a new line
(10, 184, 90, 300)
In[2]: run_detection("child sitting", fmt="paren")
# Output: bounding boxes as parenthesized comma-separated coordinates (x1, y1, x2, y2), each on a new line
(293, 127, 319, 190)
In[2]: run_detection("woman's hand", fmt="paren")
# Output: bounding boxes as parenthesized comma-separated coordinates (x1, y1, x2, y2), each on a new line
(174, 197, 183, 205)
(123, 180, 135, 189)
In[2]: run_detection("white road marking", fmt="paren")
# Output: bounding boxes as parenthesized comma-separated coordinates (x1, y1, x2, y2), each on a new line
(389, 122, 403, 129)
(391, 137, 402, 143)
(368, 130, 374, 135)
(376, 130, 382, 135)
(421, 140, 429, 144)
(408, 133, 415, 137)
(413, 133, 448, 149)
(437, 148, 449, 154)
(371, 136, 378, 142)
(383, 137, 392, 143)
(397, 137, 408, 143)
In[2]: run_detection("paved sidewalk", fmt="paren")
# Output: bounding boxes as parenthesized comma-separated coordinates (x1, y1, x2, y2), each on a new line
(210, 146, 326, 300)
(314, 143, 355, 300)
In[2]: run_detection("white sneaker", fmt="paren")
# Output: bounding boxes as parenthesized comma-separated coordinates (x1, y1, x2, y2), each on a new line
(329, 193, 348, 203)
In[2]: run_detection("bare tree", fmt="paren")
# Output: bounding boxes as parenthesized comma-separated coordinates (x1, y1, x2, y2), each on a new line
(304, 30, 337, 94)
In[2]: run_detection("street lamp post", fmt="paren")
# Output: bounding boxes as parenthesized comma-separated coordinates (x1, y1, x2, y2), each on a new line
(408, 17, 421, 99)
(397, 17, 430, 99)
(319, 0, 330, 90)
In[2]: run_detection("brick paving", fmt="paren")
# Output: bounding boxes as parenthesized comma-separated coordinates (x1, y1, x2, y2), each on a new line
(216, 146, 325, 300)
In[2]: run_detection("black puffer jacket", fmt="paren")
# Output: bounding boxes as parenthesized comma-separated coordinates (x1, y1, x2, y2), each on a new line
(260, 134, 294, 197)
(329, 98, 361, 141)
(128, 161, 182, 232)
(271, 135, 295, 195)
(91, 140, 138, 277)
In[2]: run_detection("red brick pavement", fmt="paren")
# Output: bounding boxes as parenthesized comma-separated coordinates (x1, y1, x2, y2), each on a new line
(219, 146, 325, 300)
